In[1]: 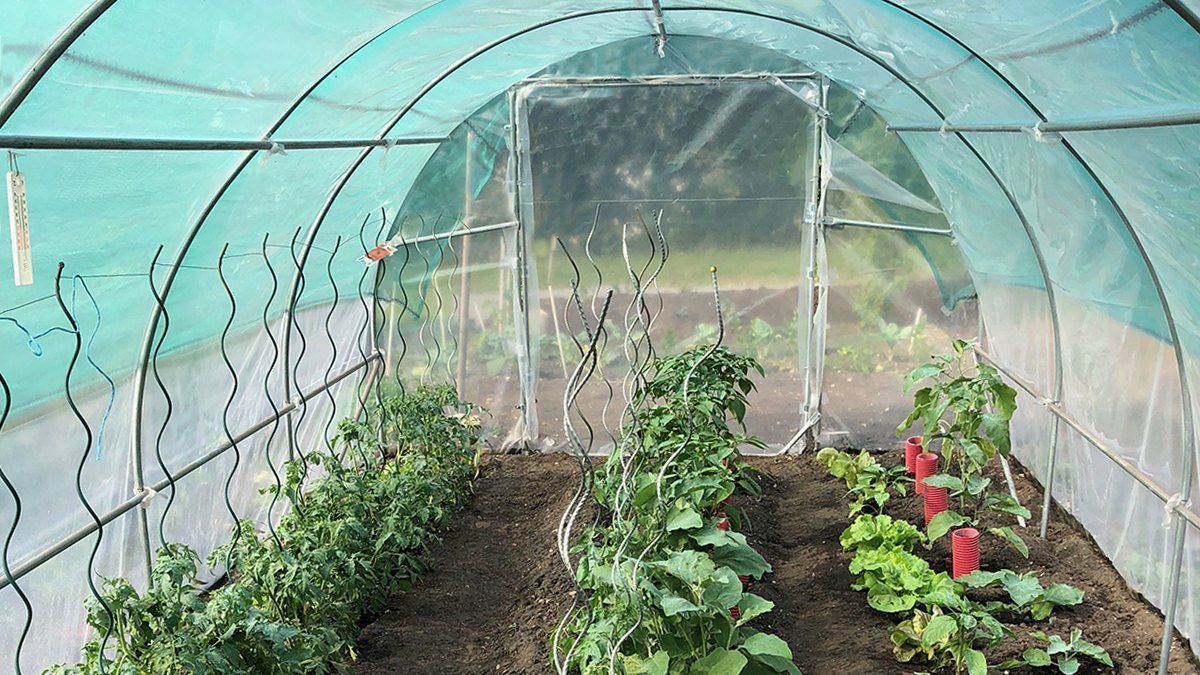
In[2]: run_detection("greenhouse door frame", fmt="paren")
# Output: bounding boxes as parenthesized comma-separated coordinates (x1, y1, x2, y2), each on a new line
(507, 72, 830, 448)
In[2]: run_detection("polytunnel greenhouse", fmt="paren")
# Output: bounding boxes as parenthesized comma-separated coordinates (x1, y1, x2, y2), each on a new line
(1, 0, 1200, 673)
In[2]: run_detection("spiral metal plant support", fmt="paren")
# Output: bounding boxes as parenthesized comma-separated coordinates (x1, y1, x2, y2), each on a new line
(606, 219, 671, 671)
(444, 237, 462, 386)
(390, 228, 413, 392)
(147, 246, 178, 551)
(286, 225, 312, 482)
(354, 215, 375, 419)
(551, 244, 614, 671)
(584, 207, 619, 453)
(370, 211, 391, 440)
(413, 231, 436, 385)
(216, 244, 244, 574)
(321, 236, 343, 459)
(55, 262, 114, 674)
(259, 234, 285, 548)
(0, 370, 32, 675)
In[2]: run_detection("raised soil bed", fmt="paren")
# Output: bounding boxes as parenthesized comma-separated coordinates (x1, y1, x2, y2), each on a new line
(352, 453, 1199, 674)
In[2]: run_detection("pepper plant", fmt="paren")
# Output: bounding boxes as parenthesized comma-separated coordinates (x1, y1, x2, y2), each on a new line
(898, 339, 1029, 554)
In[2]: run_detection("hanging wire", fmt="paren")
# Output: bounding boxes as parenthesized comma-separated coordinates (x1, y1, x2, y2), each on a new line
(216, 244, 243, 574)
(147, 246, 177, 549)
(0, 371, 32, 675)
(69, 277, 117, 461)
(55, 262, 114, 674)
(259, 234, 285, 547)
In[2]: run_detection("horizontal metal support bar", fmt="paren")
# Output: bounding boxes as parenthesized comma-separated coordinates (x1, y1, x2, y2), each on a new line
(973, 345, 1200, 530)
(520, 72, 819, 87)
(387, 220, 517, 248)
(0, 350, 382, 592)
(0, 136, 446, 151)
(888, 109, 1200, 134)
(823, 216, 953, 237)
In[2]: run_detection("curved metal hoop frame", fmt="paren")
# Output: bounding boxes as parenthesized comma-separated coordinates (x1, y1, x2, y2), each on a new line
(0, 1, 1195, 670)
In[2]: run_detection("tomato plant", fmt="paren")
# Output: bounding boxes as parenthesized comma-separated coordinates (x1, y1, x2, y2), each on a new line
(49, 384, 482, 675)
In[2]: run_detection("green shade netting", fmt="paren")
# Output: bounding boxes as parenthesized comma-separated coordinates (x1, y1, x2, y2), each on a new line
(0, 0, 1199, 668)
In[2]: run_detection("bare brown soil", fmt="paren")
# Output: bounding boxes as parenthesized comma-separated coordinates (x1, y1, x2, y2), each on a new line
(756, 452, 1200, 674)
(351, 451, 1199, 674)
(353, 455, 579, 674)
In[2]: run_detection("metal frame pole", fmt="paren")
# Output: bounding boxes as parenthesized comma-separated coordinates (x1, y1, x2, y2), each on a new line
(805, 77, 831, 442)
(0, 135, 445, 151)
(822, 216, 953, 238)
(887, 110, 1200, 134)
(509, 87, 537, 444)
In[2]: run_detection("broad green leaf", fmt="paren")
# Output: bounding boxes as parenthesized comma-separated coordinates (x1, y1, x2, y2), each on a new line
(666, 504, 703, 532)
(711, 543, 772, 580)
(624, 651, 670, 675)
(659, 550, 716, 585)
(1022, 648, 1052, 666)
(920, 615, 956, 647)
(1075, 640, 1113, 666)
(703, 568, 744, 611)
(868, 592, 915, 613)
(741, 633, 793, 660)
(904, 365, 941, 391)
(740, 633, 797, 673)
(1046, 634, 1071, 656)
(1057, 655, 1081, 674)
(736, 594, 775, 626)
(1042, 583, 1084, 607)
(988, 526, 1029, 558)
(658, 593, 702, 616)
(981, 412, 1011, 455)
(963, 648, 987, 675)
(926, 510, 969, 542)
(689, 648, 748, 675)
(957, 570, 1005, 589)
(1000, 572, 1043, 606)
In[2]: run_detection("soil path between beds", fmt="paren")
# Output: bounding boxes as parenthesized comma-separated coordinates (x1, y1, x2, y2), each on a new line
(353, 453, 1199, 674)
(353, 454, 581, 674)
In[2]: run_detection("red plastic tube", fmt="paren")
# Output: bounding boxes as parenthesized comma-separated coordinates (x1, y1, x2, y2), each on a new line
(915, 452, 939, 495)
(716, 515, 729, 531)
(738, 575, 751, 586)
(951, 527, 981, 578)
(904, 436, 923, 474)
(923, 485, 948, 525)
(729, 605, 741, 621)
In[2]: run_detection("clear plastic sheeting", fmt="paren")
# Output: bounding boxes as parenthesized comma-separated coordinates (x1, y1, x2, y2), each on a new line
(0, 303, 367, 672)
(510, 74, 821, 448)
(1, 0, 1200, 665)
(822, 227, 977, 449)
